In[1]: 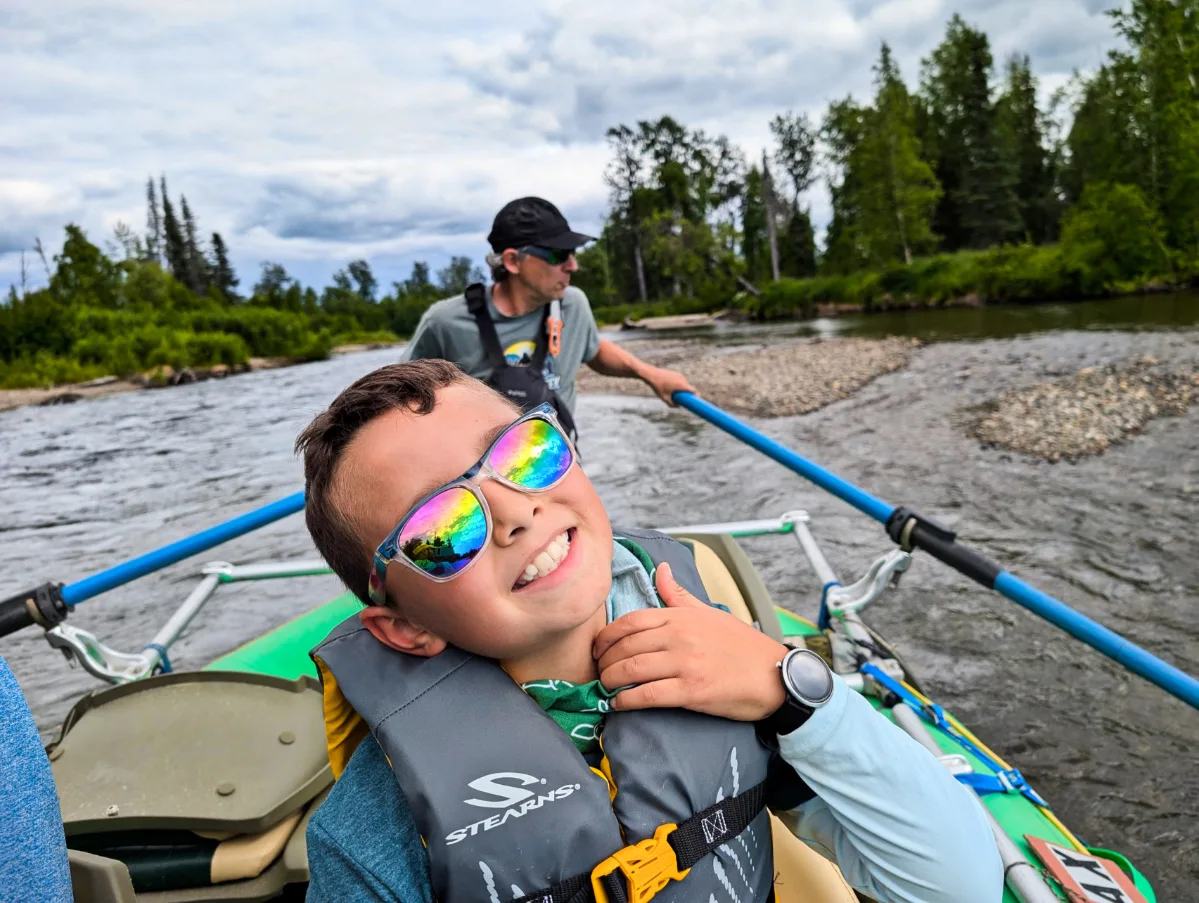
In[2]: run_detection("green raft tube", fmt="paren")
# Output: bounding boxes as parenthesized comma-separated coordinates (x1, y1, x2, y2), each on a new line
(52, 512, 1155, 903)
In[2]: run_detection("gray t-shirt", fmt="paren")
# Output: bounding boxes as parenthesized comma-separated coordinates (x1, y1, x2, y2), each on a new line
(400, 284, 602, 414)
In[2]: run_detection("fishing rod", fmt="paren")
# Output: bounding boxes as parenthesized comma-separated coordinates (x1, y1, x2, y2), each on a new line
(673, 391, 1199, 713)
(0, 491, 306, 637)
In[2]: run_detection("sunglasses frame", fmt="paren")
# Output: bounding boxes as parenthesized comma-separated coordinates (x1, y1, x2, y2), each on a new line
(521, 245, 575, 266)
(368, 403, 576, 604)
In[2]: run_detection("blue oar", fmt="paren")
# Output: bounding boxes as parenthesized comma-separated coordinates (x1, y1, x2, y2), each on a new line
(0, 491, 306, 637)
(674, 391, 1199, 712)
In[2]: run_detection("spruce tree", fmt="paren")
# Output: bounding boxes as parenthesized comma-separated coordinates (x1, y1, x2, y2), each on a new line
(144, 177, 162, 264)
(209, 233, 239, 301)
(160, 178, 189, 284)
(179, 196, 208, 293)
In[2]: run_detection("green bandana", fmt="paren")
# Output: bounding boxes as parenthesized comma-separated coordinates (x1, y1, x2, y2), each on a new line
(520, 538, 664, 755)
(520, 678, 619, 754)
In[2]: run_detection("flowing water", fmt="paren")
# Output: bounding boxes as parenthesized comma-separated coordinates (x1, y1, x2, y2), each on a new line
(2, 293, 1197, 897)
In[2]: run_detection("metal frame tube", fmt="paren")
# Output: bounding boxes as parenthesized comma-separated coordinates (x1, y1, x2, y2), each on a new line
(146, 573, 221, 653)
(788, 516, 839, 587)
(660, 517, 793, 538)
(891, 704, 1060, 903)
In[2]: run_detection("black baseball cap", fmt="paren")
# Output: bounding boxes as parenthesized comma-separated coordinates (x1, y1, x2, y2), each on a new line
(487, 197, 596, 252)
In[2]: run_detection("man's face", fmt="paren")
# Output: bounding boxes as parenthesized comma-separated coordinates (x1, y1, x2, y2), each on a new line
(337, 381, 613, 661)
(508, 248, 579, 302)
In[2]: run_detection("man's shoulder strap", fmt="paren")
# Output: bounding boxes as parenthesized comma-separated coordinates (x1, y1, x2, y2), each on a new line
(464, 282, 506, 368)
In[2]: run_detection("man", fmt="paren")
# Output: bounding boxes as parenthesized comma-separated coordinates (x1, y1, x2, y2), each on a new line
(401, 197, 694, 437)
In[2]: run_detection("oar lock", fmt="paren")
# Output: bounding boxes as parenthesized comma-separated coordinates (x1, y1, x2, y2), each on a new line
(884, 506, 957, 552)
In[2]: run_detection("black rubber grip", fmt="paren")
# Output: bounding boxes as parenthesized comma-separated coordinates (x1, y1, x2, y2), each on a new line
(0, 593, 37, 638)
(907, 522, 1001, 589)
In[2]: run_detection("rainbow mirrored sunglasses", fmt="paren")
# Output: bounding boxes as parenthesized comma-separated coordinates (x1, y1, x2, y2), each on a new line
(368, 403, 576, 605)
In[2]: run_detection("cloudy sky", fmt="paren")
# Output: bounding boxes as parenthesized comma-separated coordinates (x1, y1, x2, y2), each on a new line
(2, 0, 1122, 296)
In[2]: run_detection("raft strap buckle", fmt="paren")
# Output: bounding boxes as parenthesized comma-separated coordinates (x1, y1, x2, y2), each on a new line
(590, 823, 689, 903)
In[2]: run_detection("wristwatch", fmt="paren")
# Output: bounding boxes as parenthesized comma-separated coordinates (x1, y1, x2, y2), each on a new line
(755, 646, 835, 747)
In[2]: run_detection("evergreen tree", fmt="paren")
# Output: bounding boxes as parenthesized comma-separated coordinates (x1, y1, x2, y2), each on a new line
(821, 98, 871, 274)
(996, 54, 1059, 243)
(740, 166, 770, 284)
(919, 15, 1021, 249)
(779, 205, 817, 278)
(159, 178, 189, 285)
(179, 196, 207, 294)
(144, 177, 162, 264)
(857, 43, 942, 264)
(209, 233, 239, 301)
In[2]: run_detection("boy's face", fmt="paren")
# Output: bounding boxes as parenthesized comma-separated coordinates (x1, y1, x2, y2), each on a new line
(338, 381, 613, 662)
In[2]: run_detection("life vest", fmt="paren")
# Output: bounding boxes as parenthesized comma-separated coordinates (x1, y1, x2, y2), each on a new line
(312, 528, 781, 903)
(465, 282, 579, 443)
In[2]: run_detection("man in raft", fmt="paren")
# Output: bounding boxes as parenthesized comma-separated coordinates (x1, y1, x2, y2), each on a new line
(400, 196, 694, 441)
(296, 359, 1003, 902)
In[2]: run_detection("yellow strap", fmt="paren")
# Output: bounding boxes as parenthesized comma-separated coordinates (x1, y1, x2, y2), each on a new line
(314, 657, 370, 779)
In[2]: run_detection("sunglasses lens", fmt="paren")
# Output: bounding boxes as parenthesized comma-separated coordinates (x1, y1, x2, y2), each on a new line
(491, 418, 572, 489)
(396, 486, 487, 578)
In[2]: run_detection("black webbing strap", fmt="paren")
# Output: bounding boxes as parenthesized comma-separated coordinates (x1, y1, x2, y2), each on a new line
(466, 282, 554, 373)
(465, 282, 507, 369)
(514, 780, 767, 903)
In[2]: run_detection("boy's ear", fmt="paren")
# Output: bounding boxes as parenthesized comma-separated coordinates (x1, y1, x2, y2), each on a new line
(360, 605, 448, 657)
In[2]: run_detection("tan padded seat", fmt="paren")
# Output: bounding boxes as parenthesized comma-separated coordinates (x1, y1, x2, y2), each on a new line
(690, 538, 858, 903)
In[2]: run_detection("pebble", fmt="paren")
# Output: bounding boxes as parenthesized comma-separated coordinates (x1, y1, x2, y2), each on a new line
(967, 361, 1196, 462)
(577, 337, 916, 417)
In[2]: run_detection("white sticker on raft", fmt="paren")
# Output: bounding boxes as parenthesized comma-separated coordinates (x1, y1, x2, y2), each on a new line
(1024, 836, 1149, 903)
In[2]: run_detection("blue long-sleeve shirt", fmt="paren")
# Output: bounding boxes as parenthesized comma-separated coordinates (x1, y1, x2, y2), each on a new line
(307, 544, 1003, 902)
(0, 655, 72, 903)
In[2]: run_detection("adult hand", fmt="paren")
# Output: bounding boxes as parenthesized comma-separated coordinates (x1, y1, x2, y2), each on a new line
(642, 366, 697, 407)
(593, 562, 788, 721)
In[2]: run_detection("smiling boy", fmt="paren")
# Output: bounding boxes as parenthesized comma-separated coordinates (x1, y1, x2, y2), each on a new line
(297, 360, 1002, 903)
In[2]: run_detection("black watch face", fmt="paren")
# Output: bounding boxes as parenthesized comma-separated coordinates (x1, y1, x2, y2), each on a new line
(785, 650, 834, 707)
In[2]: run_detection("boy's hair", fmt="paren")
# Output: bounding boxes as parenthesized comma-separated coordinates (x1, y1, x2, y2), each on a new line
(295, 359, 470, 605)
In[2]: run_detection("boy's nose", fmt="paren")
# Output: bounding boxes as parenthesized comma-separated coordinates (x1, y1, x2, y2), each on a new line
(481, 480, 538, 545)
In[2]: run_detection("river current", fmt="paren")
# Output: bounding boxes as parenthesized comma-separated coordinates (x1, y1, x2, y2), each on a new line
(2, 298, 1196, 896)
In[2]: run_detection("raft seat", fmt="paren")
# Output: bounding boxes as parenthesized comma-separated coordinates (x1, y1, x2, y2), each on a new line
(687, 537, 859, 903)
(55, 671, 331, 902)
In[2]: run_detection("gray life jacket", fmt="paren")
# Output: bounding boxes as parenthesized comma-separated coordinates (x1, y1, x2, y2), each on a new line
(311, 527, 778, 903)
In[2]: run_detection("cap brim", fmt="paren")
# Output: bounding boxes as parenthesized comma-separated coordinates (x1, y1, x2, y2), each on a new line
(538, 230, 596, 250)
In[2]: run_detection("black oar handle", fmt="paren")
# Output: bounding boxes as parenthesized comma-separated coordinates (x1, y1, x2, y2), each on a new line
(0, 583, 67, 638)
(885, 507, 1002, 589)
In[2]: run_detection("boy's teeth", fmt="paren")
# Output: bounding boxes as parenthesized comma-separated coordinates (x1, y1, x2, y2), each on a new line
(516, 531, 571, 586)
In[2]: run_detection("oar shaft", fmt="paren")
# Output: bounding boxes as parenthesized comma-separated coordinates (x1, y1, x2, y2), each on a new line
(60, 491, 306, 606)
(674, 392, 1199, 712)
(674, 394, 895, 523)
(994, 572, 1199, 709)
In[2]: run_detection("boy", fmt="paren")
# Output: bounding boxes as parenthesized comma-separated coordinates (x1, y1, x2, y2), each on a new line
(298, 360, 1002, 903)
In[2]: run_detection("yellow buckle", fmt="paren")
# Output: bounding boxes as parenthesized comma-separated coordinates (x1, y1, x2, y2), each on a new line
(590, 823, 691, 903)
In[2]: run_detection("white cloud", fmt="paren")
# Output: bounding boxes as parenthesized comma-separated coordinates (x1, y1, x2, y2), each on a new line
(0, 0, 1125, 293)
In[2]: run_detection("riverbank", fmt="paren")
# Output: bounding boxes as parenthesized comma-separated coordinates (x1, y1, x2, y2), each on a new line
(0, 341, 401, 414)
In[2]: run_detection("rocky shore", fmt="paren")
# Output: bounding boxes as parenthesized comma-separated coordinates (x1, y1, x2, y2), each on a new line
(577, 336, 917, 417)
(0, 343, 399, 414)
(967, 358, 1198, 462)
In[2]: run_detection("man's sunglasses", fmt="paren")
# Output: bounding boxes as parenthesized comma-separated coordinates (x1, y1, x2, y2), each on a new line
(368, 403, 576, 605)
(522, 245, 575, 266)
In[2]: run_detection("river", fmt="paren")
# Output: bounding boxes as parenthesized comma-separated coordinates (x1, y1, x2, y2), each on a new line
(1, 293, 1197, 897)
